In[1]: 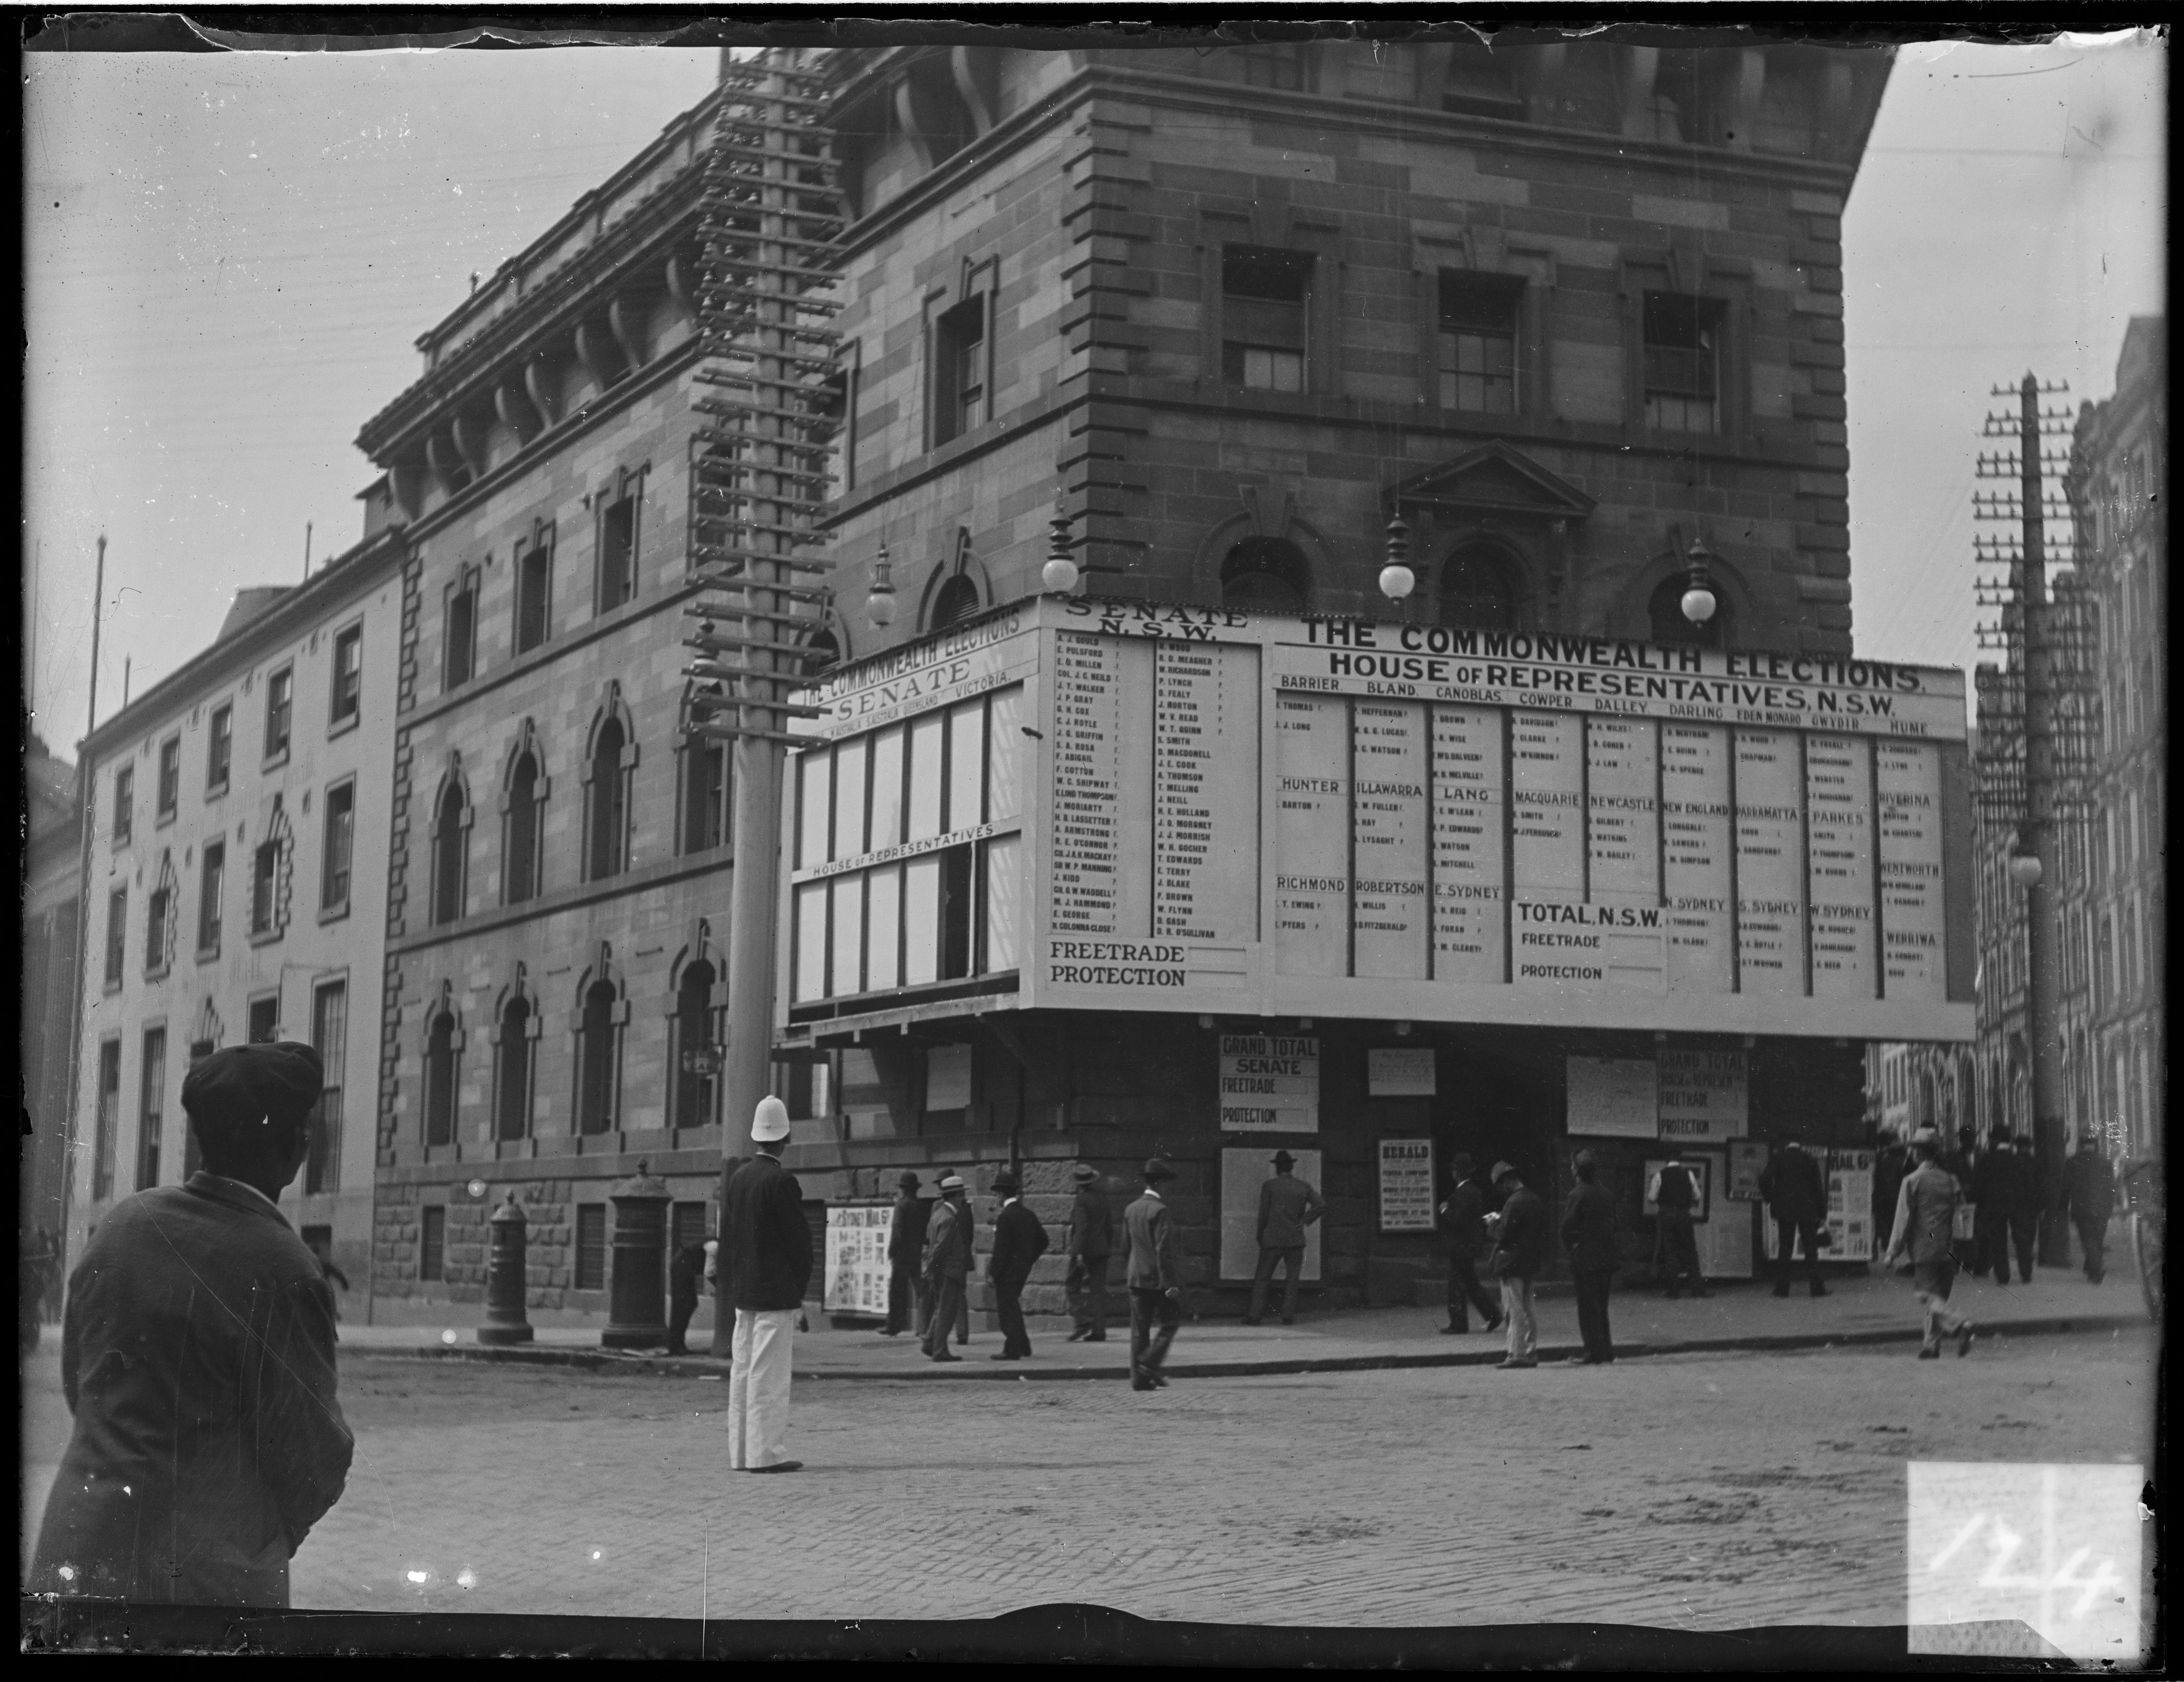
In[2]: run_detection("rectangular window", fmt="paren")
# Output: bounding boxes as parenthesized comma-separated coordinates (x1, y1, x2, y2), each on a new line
(137, 1026, 167, 1191)
(94, 1039, 122, 1202)
(105, 888, 127, 988)
(1438, 273, 1520, 414)
(597, 484, 638, 614)
(330, 628, 363, 726)
(1222, 246, 1311, 392)
(307, 980, 346, 1195)
(932, 296, 987, 445)
(1642, 291, 1723, 434)
(576, 1205, 607, 1290)
(199, 841, 225, 953)
(321, 781, 355, 910)
(145, 886, 169, 973)
(249, 994, 280, 1044)
(207, 703, 233, 792)
(515, 528, 553, 653)
(114, 766, 134, 845)
(681, 733, 729, 855)
(265, 668, 293, 759)
(444, 583, 476, 689)
(421, 1206, 445, 1282)
(251, 840, 278, 936)
(158, 738, 181, 818)
(1237, 44, 1304, 89)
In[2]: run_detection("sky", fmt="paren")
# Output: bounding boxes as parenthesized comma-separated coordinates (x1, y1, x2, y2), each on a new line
(21, 31, 2167, 761)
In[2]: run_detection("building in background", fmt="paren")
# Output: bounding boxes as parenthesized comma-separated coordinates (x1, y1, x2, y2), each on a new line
(22, 734, 82, 1281)
(62, 530, 405, 1288)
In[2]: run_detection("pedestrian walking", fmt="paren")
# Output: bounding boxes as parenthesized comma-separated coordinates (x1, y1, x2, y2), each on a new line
(1652, 1152, 1709, 1298)
(920, 1175, 974, 1363)
(1883, 1126, 1975, 1358)
(1561, 1150, 1617, 1364)
(1063, 1163, 1115, 1343)
(1243, 1149, 1325, 1325)
(665, 1232, 714, 1356)
(917, 1164, 972, 1346)
(718, 1096, 813, 1473)
(2004, 1133, 2042, 1283)
(1943, 1125, 1981, 1268)
(1871, 1129, 1912, 1255)
(1486, 1160, 1546, 1369)
(2061, 1133, 2116, 1283)
(1124, 1158, 1185, 1391)
(1758, 1137, 1828, 1298)
(880, 1171, 929, 1337)
(1435, 1154, 1504, 1335)
(987, 1172, 1050, 1360)
(29, 1042, 354, 1605)
(1970, 1130, 2022, 1284)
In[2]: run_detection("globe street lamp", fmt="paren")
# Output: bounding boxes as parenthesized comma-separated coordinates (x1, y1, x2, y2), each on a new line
(1680, 533, 1718, 627)
(865, 542, 896, 628)
(1379, 513, 1415, 604)
(1042, 494, 1080, 595)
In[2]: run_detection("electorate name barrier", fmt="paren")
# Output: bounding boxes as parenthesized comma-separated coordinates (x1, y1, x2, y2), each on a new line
(779, 598, 1976, 1043)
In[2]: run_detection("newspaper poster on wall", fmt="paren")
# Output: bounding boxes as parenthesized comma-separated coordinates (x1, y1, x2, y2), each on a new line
(1726, 1140, 1770, 1201)
(1377, 1137, 1436, 1233)
(1757, 1150, 1875, 1263)
(824, 1202, 894, 1316)
(1367, 1047, 1436, 1096)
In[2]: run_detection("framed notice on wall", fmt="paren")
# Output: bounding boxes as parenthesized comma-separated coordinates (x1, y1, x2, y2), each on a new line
(1727, 1140, 1770, 1201)
(1567, 1056, 1659, 1137)
(1368, 1048, 1436, 1096)
(824, 1202, 893, 1316)
(1657, 1049, 1748, 1142)
(1219, 1034, 1319, 1131)
(1219, 1148, 1325, 1281)
(1377, 1138, 1436, 1232)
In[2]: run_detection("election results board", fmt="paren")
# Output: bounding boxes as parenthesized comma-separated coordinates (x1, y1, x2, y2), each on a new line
(782, 597, 1975, 1044)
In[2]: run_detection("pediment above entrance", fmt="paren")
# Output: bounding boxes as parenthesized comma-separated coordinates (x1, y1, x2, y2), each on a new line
(1386, 441, 1597, 524)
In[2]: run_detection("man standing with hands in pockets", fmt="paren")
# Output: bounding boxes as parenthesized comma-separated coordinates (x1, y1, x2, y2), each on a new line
(718, 1095, 812, 1472)
(1125, 1158, 1186, 1391)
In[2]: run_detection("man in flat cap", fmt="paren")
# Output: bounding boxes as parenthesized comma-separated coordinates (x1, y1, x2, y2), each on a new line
(986, 1171, 1050, 1361)
(1063, 1163, 1116, 1343)
(920, 1175, 974, 1363)
(718, 1095, 812, 1472)
(1124, 1158, 1186, 1391)
(30, 1041, 354, 1605)
(880, 1170, 930, 1338)
(1244, 1149, 1325, 1326)
(1883, 1126, 1975, 1358)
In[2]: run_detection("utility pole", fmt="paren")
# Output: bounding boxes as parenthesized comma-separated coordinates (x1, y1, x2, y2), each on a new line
(57, 533, 109, 1274)
(682, 49, 844, 1353)
(304, 520, 314, 580)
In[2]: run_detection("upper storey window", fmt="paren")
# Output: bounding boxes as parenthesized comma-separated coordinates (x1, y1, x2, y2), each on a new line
(1642, 292, 1723, 434)
(157, 737, 181, 820)
(113, 766, 134, 845)
(265, 668, 293, 760)
(515, 524, 553, 654)
(933, 296, 987, 446)
(1222, 248, 1312, 394)
(1438, 275, 1521, 414)
(330, 626, 363, 727)
(595, 473, 642, 616)
(1236, 44, 1305, 90)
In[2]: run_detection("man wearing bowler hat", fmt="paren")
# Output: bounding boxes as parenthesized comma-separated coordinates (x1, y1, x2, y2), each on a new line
(986, 1171, 1050, 1360)
(1064, 1163, 1116, 1342)
(718, 1095, 812, 1472)
(1244, 1149, 1325, 1326)
(1124, 1158, 1186, 1390)
(880, 1170, 929, 1337)
(29, 1041, 354, 1605)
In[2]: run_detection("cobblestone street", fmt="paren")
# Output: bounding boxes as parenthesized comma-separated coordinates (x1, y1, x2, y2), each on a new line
(23, 1325, 2154, 1630)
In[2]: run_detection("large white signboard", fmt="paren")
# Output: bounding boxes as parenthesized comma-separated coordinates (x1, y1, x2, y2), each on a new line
(1219, 1034, 1319, 1132)
(1567, 1056, 1661, 1137)
(781, 600, 1975, 1043)
(1219, 1147, 1325, 1281)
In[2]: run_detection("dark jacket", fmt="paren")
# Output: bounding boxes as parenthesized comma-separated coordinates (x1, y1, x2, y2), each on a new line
(1065, 1185, 1114, 1260)
(1438, 1178, 1489, 1254)
(1655, 1162, 1698, 1218)
(2009, 1147, 2047, 1217)
(1255, 1173, 1326, 1249)
(1124, 1190, 1184, 1291)
(922, 1195, 973, 1281)
(1758, 1145, 1826, 1225)
(1490, 1183, 1548, 1280)
(1873, 1144, 1913, 1235)
(1560, 1179, 1619, 1274)
(989, 1200, 1051, 1294)
(30, 1174, 354, 1607)
(1971, 1147, 2022, 1212)
(888, 1193, 932, 1266)
(719, 1154, 814, 1312)
(2062, 1149, 2116, 1223)
(670, 1238, 713, 1289)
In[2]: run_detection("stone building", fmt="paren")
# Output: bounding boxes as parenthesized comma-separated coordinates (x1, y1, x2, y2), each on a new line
(22, 734, 81, 1280)
(63, 530, 406, 1287)
(768, 37, 1908, 1316)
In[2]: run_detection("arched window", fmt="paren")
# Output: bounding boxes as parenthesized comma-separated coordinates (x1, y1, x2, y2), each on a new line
(931, 575, 980, 630)
(424, 1008, 457, 1146)
(1648, 572, 1728, 649)
(586, 718, 628, 881)
(802, 626, 842, 677)
(1219, 536, 1310, 614)
(575, 977, 620, 1136)
(1436, 544, 1519, 631)
(505, 750, 541, 905)
(431, 782, 467, 926)
(494, 993, 532, 1142)
(671, 960, 720, 1131)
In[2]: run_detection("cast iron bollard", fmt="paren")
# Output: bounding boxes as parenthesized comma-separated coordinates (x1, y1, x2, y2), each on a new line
(603, 1158, 671, 1349)
(477, 1193, 534, 1345)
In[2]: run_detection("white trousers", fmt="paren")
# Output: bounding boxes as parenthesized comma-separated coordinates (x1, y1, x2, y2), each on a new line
(728, 1307, 796, 1469)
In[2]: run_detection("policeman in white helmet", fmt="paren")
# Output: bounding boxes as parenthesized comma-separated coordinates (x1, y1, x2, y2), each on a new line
(718, 1095, 812, 1472)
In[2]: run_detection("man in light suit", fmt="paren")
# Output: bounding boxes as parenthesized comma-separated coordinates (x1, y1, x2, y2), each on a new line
(920, 1175, 973, 1363)
(1125, 1158, 1186, 1391)
(30, 1042, 354, 1605)
(1244, 1149, 1325, 1326)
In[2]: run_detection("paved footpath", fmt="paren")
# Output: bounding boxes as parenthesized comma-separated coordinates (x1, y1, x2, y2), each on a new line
(22, 1311, 2155, 1632)
(326, 1264, 2144, 1380)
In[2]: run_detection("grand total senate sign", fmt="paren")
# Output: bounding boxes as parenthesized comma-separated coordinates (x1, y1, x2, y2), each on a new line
(776, 596, 1976, 1044)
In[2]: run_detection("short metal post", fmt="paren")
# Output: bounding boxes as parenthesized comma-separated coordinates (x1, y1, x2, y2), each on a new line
(603, 1159, 671, 1349)
(477, 1194, 534, 1345)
